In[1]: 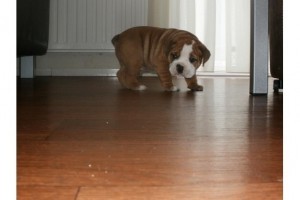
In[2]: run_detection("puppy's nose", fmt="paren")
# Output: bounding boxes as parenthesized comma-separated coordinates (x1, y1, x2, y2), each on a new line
(176, 64, 184, 74)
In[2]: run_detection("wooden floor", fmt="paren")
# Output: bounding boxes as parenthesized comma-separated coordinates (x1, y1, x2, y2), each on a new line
(17, 76, 283, 200)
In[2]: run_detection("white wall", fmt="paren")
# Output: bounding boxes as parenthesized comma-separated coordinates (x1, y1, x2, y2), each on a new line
(36, 0, 150, 76)
(148, 0, 169, 27)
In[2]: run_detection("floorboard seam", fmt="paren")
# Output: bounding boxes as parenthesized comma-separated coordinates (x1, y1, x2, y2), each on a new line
(74, 186, 81, 200)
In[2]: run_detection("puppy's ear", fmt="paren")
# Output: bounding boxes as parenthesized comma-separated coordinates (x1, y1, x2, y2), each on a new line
(198, 43, 211, 66)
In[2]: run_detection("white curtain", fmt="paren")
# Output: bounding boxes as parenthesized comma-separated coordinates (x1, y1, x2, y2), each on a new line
(168, 0, 250, 73)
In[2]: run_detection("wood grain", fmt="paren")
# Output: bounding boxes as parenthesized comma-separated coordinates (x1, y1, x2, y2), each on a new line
(17, 77, 283, 199)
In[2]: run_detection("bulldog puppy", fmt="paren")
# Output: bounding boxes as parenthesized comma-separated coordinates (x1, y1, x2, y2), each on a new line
(112, 26, 210, 91)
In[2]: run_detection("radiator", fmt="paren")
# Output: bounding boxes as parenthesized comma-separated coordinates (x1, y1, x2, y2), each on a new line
(48, 0, 148, 52)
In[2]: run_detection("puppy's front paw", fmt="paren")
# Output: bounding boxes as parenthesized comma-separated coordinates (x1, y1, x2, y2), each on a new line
(165, 86, 179, 92)
(189, 85, 203, 91)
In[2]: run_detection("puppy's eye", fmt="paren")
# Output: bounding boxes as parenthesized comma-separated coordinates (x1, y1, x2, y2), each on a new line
(189, 57, 197, 63)
(171, 53, 179, 60)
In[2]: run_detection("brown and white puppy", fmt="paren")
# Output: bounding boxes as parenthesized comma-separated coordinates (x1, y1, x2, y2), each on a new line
(112, 26, 210, 91)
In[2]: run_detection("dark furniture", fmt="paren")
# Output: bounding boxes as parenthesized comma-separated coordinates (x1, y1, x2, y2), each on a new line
(269, 0, 283, 92)
(17, 0, 50, 77)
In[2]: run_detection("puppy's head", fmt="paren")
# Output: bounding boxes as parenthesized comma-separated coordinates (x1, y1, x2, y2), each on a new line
(166, 39, 210, 78)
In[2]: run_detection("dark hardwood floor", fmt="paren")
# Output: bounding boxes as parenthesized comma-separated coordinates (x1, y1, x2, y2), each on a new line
(17, 76, 283, 200)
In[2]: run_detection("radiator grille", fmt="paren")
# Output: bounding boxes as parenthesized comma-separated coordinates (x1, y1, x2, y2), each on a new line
(48, 0, 148, 52)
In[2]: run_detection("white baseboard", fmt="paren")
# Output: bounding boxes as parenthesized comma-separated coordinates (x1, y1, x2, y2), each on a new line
(35, 68, 119, 76)
(35, 68, 159, 77)
(35, 68, 251, 77)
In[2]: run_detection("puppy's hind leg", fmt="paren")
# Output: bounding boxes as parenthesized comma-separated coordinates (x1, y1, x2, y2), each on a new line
(117, 64, 146, 91)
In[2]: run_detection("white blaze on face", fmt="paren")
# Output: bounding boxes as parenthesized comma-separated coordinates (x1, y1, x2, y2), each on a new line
(169, 42, 196, 78)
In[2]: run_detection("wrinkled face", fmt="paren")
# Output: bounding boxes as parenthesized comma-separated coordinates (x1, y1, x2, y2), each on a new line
(168, 40, 203, 78)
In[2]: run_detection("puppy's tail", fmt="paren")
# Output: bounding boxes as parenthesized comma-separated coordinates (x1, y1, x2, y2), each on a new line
(111, 34, 120, 47)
